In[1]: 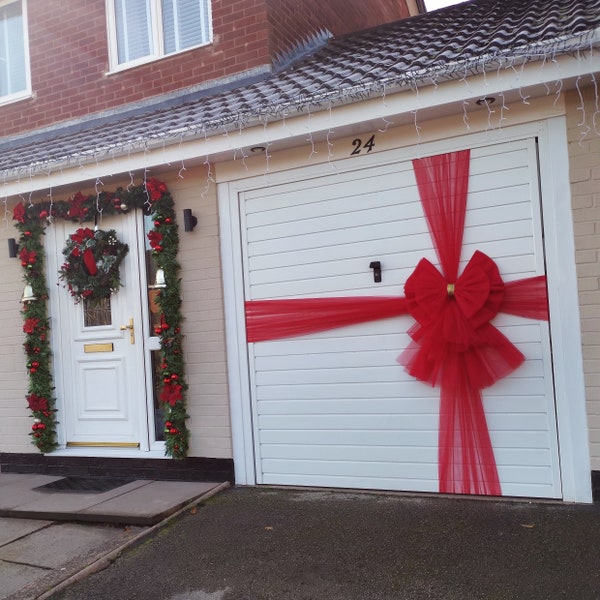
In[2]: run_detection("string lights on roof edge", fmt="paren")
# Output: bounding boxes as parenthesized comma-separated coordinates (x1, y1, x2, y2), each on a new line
(0, 38, 599, 185)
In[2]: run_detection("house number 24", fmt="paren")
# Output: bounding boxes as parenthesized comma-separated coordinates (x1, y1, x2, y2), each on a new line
(350, 134, 376, 156)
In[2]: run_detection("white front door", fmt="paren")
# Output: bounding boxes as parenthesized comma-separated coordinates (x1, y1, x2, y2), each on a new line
(47, 212, 150, 450)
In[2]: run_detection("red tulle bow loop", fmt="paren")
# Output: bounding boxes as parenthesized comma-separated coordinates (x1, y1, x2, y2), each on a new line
(401, 250, 524, 388)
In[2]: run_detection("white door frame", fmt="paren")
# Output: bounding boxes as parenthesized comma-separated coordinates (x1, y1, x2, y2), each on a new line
(45, 209, 166, 457)
(219, 117, 592, 502)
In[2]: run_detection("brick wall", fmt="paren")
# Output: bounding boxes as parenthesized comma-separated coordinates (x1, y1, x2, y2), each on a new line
(566, 85, 600, 471)
(1, 0, 272, 138)
(0, 0, 410, 139)
(267, 0, 410, 59)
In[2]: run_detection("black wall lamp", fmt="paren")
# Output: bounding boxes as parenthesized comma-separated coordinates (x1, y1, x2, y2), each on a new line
(183, 209, 198, 232)
(8, 238, 19, 258)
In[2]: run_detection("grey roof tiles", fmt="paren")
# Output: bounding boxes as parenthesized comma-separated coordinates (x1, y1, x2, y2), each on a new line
(2, 0, 599, 177)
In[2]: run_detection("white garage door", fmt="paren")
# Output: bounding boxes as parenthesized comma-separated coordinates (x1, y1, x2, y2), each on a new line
(240, 138, 562, 499)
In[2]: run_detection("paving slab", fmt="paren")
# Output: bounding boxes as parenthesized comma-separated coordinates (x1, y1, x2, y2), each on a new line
(0, 559, 49, 599)
(0, 475, 225, 525)
(5, 481, 151, 521)
(79, 481, 221, 525)
(0, 521, 146, 600)
(0, 523, 124, 569)
(0, 477, 64, 511)
(0, 519, 52, 548)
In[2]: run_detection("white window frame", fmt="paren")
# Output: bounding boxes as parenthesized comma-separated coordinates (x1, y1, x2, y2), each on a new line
(106, 0, 212, 72)
(0, 0, 31, 106)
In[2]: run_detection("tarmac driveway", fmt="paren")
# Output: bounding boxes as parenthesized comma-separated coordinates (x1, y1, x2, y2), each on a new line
(50, 487, 600, 600)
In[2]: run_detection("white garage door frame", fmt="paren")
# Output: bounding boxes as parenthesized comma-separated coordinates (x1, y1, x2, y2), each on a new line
(218, 117, 592, 503)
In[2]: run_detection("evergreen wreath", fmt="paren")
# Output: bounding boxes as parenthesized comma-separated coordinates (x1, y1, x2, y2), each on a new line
(58, 227, 129, 304)
(13, 179, 189, 458)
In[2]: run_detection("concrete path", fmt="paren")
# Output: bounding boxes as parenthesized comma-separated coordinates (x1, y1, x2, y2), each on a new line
(47, 487, 600, 600)
(0, 474, 228, 600)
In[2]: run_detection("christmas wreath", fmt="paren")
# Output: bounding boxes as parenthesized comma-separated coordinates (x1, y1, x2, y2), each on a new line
(58, 227, 129, 304)
(13, 179, 189, 458)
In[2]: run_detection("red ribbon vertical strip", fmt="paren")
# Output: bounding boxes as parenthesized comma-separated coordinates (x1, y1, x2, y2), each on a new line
(439, 358, 501, 496)
(411, 150, 502, 495)
(412, 150, 470, 282)
(245, 296, 409, 343)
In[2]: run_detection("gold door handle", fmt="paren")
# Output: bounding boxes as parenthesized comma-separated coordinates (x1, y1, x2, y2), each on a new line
(120, 318, 135, 344)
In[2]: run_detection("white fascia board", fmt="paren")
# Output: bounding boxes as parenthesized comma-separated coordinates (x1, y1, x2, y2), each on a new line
(4, 47, 600, 198)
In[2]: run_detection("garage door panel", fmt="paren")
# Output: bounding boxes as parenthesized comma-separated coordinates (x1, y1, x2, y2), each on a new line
(261, 458, 438, 480)
(255, 348, 406, 370)
(248, 237, 436, 271)
(244, 164, 415, 214)
(260, 444, 438, 463)
(258, 413, 439, 430)
(257, 397, 440, 415)
(242, 138, 561, 498)
(246, 199, 422, 243)
(247, 218, 431, 258)
(256, 364, 409, 386)
(263, 472, 440, 491)
(255, 381, 435, 401)
(254, 354, 545, 378)
(259, 428, 551, 449)
(246, 183, 420, 230)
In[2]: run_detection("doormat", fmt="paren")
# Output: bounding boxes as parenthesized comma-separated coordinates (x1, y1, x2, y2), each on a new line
(34, 476, 134, 494)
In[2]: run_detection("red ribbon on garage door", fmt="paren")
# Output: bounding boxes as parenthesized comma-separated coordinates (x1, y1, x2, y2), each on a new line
(245, 149, 549, 496)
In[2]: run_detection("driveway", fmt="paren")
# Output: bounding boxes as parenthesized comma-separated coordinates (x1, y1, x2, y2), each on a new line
(49, 487, 600, 600)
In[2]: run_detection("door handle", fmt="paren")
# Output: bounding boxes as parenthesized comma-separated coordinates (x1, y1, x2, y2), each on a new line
(120, 318, 135, 344)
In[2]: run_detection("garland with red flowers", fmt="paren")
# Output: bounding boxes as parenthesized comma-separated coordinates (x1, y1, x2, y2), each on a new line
(13, 179, 189, 458)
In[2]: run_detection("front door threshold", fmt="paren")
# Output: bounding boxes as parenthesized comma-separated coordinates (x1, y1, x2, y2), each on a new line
(66, 441, 141, 448)
(50, 446, 167, 459)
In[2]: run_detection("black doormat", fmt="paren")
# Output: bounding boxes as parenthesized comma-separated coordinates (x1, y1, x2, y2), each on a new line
(34, 476, 134, 494)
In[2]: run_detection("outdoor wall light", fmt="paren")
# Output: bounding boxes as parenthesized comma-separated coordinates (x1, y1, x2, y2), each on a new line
(8, 238, 19, 258)
(476, 97, 496, 106)
(183, 209, 198, 232)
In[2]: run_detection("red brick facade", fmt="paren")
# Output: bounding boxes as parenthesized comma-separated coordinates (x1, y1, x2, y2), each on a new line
(0, 0, 410, 138)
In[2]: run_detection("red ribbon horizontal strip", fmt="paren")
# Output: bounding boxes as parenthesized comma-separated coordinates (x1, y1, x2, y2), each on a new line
(245, 296, 409, 343)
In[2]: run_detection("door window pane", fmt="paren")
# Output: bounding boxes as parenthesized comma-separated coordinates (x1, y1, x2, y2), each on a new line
(83, 297, 112, 327)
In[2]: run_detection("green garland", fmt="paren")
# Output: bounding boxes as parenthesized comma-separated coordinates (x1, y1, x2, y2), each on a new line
(13, 179, 189, 458)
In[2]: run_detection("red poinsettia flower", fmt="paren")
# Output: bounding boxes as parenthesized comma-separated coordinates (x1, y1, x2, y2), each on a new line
(13, 203, 26, 223)
(19, 248, 37, 267)
(27, 394, 49, 412)
(147, 230, 163, 250)
(160, 381, 183, 406)
(145, 178, 168, 201)
(67, 192, 87, 219)
(70, 227, 94, 244)
(23, 317, 40, 334)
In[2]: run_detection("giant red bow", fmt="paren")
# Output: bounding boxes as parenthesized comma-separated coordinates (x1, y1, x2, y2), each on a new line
(403, 250, 524, 389)
(245, 149, 549, 497)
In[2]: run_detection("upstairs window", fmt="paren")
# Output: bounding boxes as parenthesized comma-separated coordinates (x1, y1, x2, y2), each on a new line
(0, 0, 30, 102)
(108, 0, 212, 69)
